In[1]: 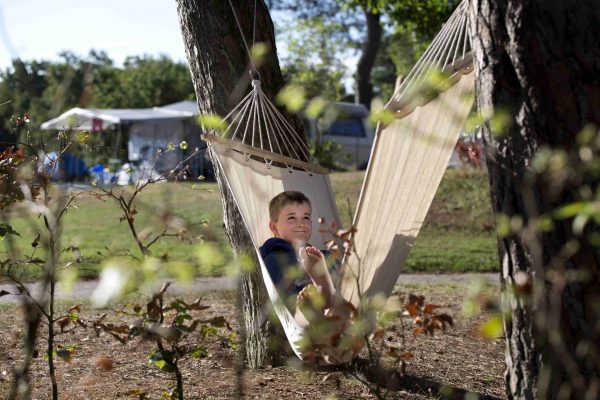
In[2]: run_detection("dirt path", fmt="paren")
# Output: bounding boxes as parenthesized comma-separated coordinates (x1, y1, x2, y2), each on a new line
(0, 273, 498, 304)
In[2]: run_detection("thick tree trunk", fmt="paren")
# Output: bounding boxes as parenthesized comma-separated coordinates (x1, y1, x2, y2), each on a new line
(174, 0, 303, 368)
(469, 1, 600, 399)
(354, 7, 382, 108)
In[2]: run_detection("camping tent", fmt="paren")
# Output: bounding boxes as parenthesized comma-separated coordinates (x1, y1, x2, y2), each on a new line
(40, 101, 211, 178)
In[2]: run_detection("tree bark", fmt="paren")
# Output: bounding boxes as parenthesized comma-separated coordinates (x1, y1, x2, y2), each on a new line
(174, 0, 303, 368)
(354, 7, 383, 108)
(469, 1, 600, 399)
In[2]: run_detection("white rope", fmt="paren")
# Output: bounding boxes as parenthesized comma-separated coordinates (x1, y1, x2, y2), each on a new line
(441, 11, 465, 69)
(259, 90, 301, 160)
(257, 89, 309, 160)
(451, 11, 467, 65)
(389, 0, 470, 106)
(227, 0, 257, 72)
(258, 90, 285, 155)
(258, 90, 311, 161)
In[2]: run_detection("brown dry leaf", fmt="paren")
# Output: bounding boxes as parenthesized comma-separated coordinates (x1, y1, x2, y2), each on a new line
(407, 294, 425, 307)
(58, 317, 71, 332)
(412, 326, 424, 338)
(406, 303, 418, 317)
(423, 304, 438, 314)
(93, 355, 114, 371)
(437, 314, 454, 328)
(67, 304, 82, 313)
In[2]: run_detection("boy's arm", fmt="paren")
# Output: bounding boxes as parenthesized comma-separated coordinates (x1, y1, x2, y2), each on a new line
(262, 244, 300, 302)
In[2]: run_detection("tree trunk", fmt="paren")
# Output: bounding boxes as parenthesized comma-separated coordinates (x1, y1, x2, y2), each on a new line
(174, 0, 303, 369)
(469, 1, 600, 399)
(354, 7, 382, 108)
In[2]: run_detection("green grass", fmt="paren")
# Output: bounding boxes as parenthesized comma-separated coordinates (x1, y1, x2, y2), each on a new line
(0, 168, 499, 281)
(407, 168, 498, 272)
(332, 168, 498, 273)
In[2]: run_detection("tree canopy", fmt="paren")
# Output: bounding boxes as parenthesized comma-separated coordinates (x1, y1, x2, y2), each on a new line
(270, 0, 460, 104)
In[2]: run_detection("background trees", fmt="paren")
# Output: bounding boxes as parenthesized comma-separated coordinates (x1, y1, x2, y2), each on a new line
(270, 0, 460, 106)
(0, 52, 194, 162)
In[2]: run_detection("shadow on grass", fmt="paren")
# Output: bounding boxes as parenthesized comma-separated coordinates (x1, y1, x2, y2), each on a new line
(342, 358, 503, 400)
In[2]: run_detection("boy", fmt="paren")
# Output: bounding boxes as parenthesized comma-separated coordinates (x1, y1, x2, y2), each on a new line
(259, 191, 337, 324)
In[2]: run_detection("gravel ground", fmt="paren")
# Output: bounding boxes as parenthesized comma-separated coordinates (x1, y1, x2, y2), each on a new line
(0, 273, 498, 304)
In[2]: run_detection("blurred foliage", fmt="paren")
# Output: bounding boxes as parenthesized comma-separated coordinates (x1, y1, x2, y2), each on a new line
(309, 137, 345, 171)
(277, 16, 349, 101)
(93, 281, 236, 400)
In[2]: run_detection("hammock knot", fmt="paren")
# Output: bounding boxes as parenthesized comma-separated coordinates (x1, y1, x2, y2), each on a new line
(251, 78, 261, 90)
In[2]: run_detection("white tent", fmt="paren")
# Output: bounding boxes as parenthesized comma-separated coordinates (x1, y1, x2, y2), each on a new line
(40, 101, 210, 177)
(40, 101, 199, 131)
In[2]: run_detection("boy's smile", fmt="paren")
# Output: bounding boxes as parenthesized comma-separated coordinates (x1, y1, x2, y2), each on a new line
(269, 202, 312, 245)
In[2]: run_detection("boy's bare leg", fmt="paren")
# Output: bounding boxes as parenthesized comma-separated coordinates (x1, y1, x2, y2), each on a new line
(298, 246, 336, 307)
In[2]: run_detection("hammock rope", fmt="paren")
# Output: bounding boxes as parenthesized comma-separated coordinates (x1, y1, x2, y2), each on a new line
(389, 0, 471, 112)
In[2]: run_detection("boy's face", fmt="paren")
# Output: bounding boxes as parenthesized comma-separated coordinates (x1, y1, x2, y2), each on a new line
(269, 202, 312, 245)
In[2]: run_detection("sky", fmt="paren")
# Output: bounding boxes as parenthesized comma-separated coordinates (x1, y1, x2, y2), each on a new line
(0, 0, 358, 91)
(0, 0, 188, 69)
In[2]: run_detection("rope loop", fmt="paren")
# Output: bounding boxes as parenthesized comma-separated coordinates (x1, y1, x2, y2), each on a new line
(266, 159, 273, 169)
(251, 79, 261, 91)
(250, 70, 261, 82)
(244, 152, 251, 162)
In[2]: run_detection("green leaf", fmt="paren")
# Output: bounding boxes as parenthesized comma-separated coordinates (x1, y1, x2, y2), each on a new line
(554, 202, 587, 219)
(201, 325, 218, 338)
(276, 84, 306, 113)
(191, 345, 208, 358)
(68, 312, 80, 321)
(495, 214, 511, 238)
(148, 350, 176, 373)
(175, 314, 192, 325)
(197, 114, 228, 133)
(207, 316, 227, 328)
(305, 97, 329, 119)
(478, 314, 504, 339)
(250, 43, 268, 64)
(0, 223, 20, 239)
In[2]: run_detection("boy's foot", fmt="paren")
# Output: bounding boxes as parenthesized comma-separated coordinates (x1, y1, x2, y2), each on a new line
(299, 246, 336, 306)
(298, 246, 327, 279)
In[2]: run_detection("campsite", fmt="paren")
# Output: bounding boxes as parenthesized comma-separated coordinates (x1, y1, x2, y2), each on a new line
(1, 1, 599, 400)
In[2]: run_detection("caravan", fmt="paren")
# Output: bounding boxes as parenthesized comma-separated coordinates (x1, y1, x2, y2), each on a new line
(303, 102, 374, 169)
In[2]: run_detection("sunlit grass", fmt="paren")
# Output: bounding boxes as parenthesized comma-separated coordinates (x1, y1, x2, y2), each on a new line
(0, 167, 498, 281)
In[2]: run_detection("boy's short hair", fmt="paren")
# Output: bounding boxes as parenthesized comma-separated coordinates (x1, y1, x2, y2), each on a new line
(269, 191, 311, 221)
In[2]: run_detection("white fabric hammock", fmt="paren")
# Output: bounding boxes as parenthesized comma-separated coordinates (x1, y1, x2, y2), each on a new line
(340, 72, 474, 307)
(210, 144, 343, 359)
(203, 0, 474, 363)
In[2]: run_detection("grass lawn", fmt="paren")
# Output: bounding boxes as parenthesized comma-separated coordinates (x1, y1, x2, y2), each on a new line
(0, 168, 498, 280)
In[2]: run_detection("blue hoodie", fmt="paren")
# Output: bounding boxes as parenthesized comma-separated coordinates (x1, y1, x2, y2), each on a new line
(259, 238, 310, 299)
(259, 237, 338, 301)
